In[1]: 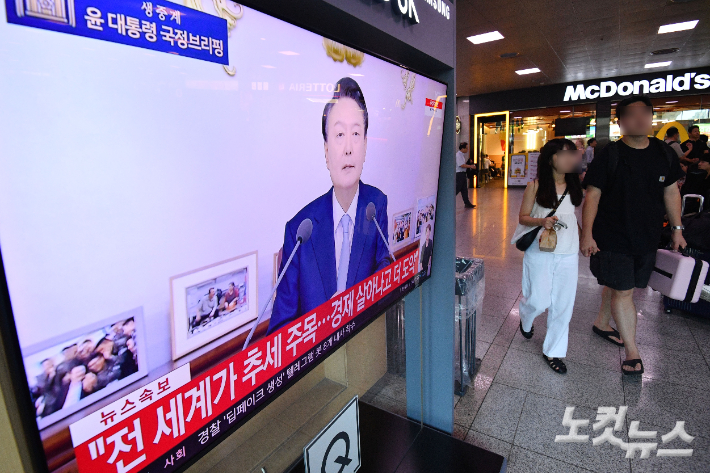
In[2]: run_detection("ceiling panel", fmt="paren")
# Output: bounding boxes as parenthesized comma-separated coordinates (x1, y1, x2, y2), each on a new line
(457, 0, 710, 96)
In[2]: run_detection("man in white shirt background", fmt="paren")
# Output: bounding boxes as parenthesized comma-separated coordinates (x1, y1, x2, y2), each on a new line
(585, 138, 596, 167)
(456, 142, 476, 209)
(664, 126, 694, 166)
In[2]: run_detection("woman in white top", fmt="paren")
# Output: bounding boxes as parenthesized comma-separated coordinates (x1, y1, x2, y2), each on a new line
(511, 139, 584, 374)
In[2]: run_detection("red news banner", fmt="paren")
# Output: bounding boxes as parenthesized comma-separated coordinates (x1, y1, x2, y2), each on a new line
(71, 249, 420, 473)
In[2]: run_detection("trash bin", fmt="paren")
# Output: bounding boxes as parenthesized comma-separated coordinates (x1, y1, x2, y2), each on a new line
(455, 257, 485, 396)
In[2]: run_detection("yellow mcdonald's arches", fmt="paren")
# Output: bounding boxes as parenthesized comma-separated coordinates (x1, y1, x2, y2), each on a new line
(655, 121, 690, 142)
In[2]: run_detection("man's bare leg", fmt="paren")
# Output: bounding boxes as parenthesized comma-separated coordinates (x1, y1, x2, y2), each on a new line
(593, 286, 623, 344)
(610, 288, 641, 372)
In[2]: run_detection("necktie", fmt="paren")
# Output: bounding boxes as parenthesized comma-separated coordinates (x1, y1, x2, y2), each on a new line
(337, 214, 352, 292)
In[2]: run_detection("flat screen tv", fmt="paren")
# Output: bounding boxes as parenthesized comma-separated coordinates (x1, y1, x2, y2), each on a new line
(0, 1, 447, 472)
(555, 117, 588, 136)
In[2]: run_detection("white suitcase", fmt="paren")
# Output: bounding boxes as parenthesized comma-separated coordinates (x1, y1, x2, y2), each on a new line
(649, 249, 709, 303)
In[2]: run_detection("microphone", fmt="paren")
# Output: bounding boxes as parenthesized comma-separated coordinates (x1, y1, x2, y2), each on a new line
(243, 218, 312, 350)
(366, 202, 395, 262)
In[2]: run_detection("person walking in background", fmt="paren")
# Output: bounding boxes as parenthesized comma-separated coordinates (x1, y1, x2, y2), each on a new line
(581, 95, 686, 376)
(512, 138, 583, 375)
(483, 154, 491, 183)
(682, 125, 709, 170)
(585, 138, 597, 168)
(456, 142, 476, 209)
(665, 126, 694, 166)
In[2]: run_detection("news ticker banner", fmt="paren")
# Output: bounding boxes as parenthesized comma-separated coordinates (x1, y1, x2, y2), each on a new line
(4, 0, 228, 65)
(70, 249, 421, 473)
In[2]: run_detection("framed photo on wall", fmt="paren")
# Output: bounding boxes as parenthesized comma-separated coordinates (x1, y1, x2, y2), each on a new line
(414, 195, 436, 238)
(169, 251, 258, 360)
(22, 307, 147, 430)
(392, 209, 413, 248)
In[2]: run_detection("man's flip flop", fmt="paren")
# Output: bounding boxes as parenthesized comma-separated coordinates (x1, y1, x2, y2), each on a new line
(622, 359, 644, 376)
(592, 326, 624, 347)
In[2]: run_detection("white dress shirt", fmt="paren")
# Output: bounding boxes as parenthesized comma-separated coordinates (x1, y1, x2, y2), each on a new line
(333, 187, 359, 275)
(456, 150, 467, 172)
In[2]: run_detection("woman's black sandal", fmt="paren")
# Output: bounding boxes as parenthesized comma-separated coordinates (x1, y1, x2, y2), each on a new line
(543, 355, 567, 374)
(592, 325, 625, 347)
(520, 320, 534, 339)
(621, 359, 644, 376)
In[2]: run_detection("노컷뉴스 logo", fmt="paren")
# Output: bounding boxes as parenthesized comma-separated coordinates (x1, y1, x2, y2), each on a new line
(556, 406, 694, 459)
(562, 72, 710, 102)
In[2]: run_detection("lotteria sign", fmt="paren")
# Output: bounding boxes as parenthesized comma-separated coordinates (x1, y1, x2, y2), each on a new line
(563, 71, 710, 102)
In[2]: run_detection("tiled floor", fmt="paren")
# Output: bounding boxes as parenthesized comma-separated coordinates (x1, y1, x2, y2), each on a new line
(367, 178, 710, 473)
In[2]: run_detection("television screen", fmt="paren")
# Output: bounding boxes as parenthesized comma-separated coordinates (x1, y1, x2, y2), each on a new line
(0, 1, 446, 472)
(555, 117, 588, 136)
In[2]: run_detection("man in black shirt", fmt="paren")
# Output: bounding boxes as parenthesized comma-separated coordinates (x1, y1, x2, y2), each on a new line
(682, 124, 710, 169)
(581, 95, 686, 376)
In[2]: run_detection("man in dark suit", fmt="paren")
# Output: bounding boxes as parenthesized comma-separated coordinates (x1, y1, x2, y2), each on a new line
(420, 223, 433, 276)
(268, 77, 390, 333)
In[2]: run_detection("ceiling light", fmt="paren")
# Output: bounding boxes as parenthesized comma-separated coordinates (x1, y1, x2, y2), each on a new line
(651, 47, 680, 55)
(349, 73, 364, 77)
(645, 61, 672, 68)
(658, 20, 698, 34)
(515, 68, 540, 75)
(467, 31, 504, 44)
(514, 116, 522, 119)
(279, 51, 299, 55)
(666, 100, 678, 103)
(560, 110, 571, 113)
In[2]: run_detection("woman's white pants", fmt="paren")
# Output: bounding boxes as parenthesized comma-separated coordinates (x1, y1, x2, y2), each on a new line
(519, 245, 578, 358)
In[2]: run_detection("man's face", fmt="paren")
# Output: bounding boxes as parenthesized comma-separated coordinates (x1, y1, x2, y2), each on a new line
(208, 289, 215, 300)
(324, 97, 367, 192)
(42, 360, 54, 375)
(228, 284, 234, 293)
(591, 141, 597, 148)
(618, 102, 652, 136)
(462, 146, 468, 154)
(426, 227, 431, 240)
(63, 346, 77, 360)
(123, 320, 135, 336)
(79, 342, 93, 357)
(88, 356, 105, 373)
(690, 127, 701, 140)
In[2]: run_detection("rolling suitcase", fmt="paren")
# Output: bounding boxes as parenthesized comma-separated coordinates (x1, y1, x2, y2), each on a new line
(649, 249, 708, 304)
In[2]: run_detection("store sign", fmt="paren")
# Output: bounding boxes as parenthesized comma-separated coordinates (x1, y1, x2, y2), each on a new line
(374, 0, 451, 24)
(563, 72, 710, 102)
(304, 397, 360, 473)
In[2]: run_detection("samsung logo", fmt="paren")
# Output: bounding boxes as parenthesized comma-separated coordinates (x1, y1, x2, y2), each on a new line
(562, 72, 710, 102)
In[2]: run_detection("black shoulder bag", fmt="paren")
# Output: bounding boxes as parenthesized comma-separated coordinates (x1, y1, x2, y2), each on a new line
(515, 188, 568, 252)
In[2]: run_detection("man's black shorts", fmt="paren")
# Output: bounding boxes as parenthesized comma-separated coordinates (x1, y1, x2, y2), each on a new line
(590, 250, 657, 291)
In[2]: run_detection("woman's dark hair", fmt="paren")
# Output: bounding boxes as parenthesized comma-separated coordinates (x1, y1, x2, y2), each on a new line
(322, 77, 368, 142)
(459, 142, 468, 150)
(535, 138, 583, 208)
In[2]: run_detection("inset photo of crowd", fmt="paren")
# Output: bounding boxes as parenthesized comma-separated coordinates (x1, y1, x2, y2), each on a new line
(23, 309, 146, 429)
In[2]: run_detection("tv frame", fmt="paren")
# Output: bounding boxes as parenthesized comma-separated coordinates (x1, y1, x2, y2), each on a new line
(0, 2, 452, 472)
